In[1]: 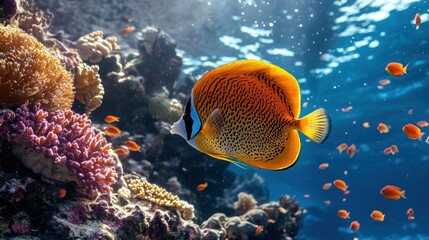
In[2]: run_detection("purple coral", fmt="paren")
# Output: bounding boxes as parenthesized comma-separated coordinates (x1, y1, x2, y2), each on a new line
(3, 103, 117, 194)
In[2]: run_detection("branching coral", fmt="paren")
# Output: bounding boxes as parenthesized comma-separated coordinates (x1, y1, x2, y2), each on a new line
(74, 63, 104, 114)
(127, 176, 195, 220)
(0, 25, 74, 111)
(1, 103, 118, 194)
(76, 31, 120, 63)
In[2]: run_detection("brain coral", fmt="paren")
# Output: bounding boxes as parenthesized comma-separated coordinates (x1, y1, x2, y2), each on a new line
(0, 25, 74, 111)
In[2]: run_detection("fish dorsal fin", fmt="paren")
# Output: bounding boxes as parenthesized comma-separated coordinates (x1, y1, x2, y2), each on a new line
(197, 60, 301, 118)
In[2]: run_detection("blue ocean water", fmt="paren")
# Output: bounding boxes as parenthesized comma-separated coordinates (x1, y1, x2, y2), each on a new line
(180, 0, 429, 239)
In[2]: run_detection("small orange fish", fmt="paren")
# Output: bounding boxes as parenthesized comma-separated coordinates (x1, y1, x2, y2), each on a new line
(58, 188, 67, 198)
(337, 209, 350, 219)
(379, 79, 390, 86)
(417, 121, 429, 127)
(370, 210, 385, 221)
(337, 143, 348, 153)
(324, 200, 331, 205)
(254, 225, 264, 236)
(383, 147, 393, 155)
(362, 122, 370, 128)
(377, 123, 389, 133)
(333, 179, 348, 191)
(341, 106, 353, 112)
(196, 183, 208, 191)
(126, 140, 141, 152)
(407, 208, 415, 220)
(104, 126, 121, 137)
(114, 147, 129, 156)
(402, 123, 425, 140)
(322, 183, 332, 190)
(390, 145, 399, 153)
(318, 163, 329, 170)
(104, 115, 120, 124)
(302, 102, 308, 108)
(380, 185, 406, 200)
(385, 62, 408, 77)
(350, 221, 360, 232)
(119, 26, 136, 36)
(415, 13, 421, 29)
(344, 190, 350, 195)
(346, 144, 356, 158)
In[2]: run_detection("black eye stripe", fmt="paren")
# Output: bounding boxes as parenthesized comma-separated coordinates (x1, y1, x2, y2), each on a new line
(184, 97, 194, 140)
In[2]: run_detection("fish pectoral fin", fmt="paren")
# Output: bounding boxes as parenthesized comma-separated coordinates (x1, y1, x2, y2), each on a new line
(200, 108, 224, 139)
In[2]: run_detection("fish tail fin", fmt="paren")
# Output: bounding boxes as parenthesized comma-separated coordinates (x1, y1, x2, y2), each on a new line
(297, 108, 331, 143)
(401, 190, 407, 199)
(403, 63, 409, 74)
(419, 132, 425, 141)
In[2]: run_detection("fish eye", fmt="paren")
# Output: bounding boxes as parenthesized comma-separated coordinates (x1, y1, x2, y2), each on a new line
(183, 115, 190, 121)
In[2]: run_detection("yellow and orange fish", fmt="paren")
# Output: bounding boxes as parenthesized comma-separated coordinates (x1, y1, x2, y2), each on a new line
(385, 62, 409, 77)
(58, 188, 67, 198)
(362, 122, 370, 128)
(333, 179, 348, 191)
(417, 120, 429, 127)
(119, 26, 136, 36)
(407, 208, 415, 220)
(318, 163, 329, 170)
(402, 123, 424, 140)
(126, 140, 141, 152)
(104, 126, 121, 137)
(114, 147, 130, 157)
(337, 209, 350, 219)
(322, 183, 332, 190)
(380, 185, 406, 200)
(370, 210, 385, 221)
(170, 60, 331, 170)
(350, 221, 360, 232)
(346, 144, 356, 158)
(377, 123, 389, 133)
(379, 79, 390, 86)
(337, 143, 348, 153)
(104, 115, 120, 124)
(196, 183, 208, 191)
(414, 13, 422, 29)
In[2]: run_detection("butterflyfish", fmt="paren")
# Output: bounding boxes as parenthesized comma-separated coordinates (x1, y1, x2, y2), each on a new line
(170, 60, 331, 170)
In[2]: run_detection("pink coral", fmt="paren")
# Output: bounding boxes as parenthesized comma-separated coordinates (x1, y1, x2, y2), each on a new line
(4, 103, 117, 194)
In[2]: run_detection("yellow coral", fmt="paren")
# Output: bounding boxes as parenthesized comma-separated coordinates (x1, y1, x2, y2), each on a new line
(127, 177, 195, 220)
(74, 63, 104, 114)
(76, 31, 120, 63)
(0, 25, 74, 111)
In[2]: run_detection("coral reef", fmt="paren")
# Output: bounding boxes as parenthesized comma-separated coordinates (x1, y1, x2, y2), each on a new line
(0, 103, 118, 194)
(201, 193, 304, 240)
(76, 30, 120, 64)
(0, 25, 74, 111)
(126, 175, 195, 220)
(74, 63, 105, 114)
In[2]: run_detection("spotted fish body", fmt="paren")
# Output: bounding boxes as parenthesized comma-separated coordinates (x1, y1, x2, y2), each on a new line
(171, 60, 331, 170)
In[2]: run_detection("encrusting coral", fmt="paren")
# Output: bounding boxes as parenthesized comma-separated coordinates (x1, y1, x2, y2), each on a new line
(126, 176, 195, 220)
(76, 30, 120, 63)
(74, 63, 104, 114)
(0, 103, 118, 194)
(0, 25, 74, 112)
